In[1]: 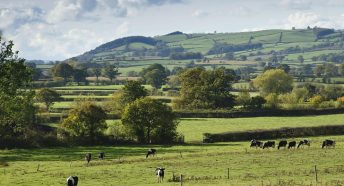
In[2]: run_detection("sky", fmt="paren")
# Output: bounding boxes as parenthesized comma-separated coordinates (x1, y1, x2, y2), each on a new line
(1, 0, 344, 61)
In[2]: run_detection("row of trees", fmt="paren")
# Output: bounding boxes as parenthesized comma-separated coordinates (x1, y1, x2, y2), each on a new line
(60, 80, 179, 144)
(51, 62, 120, 85)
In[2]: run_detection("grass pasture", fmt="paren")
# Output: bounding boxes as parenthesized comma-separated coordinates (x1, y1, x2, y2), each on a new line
(1, 136, 344, 185)
(178, 114, 344, 142)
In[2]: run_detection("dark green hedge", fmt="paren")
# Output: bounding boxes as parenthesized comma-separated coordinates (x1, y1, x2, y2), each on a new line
(176, 108, 344, 118)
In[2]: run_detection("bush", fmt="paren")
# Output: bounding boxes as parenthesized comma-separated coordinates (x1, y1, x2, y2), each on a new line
(265, 93, 279, 109)
(309, 95, 323, 108)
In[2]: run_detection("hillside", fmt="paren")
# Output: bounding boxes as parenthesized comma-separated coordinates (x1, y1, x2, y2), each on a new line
(72, 28, 343, 62)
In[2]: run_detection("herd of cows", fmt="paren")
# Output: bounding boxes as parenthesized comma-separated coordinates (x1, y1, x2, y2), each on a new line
(250, 139, 336, 149)
(66, 139, 337, 185)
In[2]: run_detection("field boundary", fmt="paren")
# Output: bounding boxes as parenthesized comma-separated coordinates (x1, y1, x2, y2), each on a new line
(204, 125, 344, 142)
(176, 108, 344, 118)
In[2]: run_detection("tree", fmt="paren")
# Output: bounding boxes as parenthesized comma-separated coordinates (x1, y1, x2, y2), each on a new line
(73, 68, 88, 85)
(61, 102, 107, 138)
(121, 80, 148, 105)
(36, 88, 61, 111)
(103, 63, 120, 83)
(0, 37, 36, 142)
(141, 63, 168, 89)
(236, 90, 251, 108)
(51, 63, 74, 85)
(175, 67, 235, 109)
(253, 69, 293, 96)
(297, 55, 304, 64)
(248, 96, 266, 109)
(121, 97, 178, 144)
(90, 67, 102, 85)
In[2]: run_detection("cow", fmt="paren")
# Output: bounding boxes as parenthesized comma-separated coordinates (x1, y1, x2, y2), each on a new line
(288, 141, 297, 149)
(146, 148, 157, 158)
(67, 176, 78, 186)
(297, 139, 311, 148)
(263, 141, 275, 149)
(322, 139, 336, 148)
(277, 140, 287, 149)
(85, 153, 92, 164)
(250, 139, 263, 148)
(98, 152, 105, 160)
(155, 167, 165, 183)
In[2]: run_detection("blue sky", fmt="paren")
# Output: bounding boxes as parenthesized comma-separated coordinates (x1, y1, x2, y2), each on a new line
(1, 0, 344, 60)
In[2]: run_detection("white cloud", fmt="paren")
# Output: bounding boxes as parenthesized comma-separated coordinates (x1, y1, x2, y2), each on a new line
(280, 0, 312, 10)
(0, 7, 45, 30)
(285, 12, 344, 29)
(192, 9, 208, 17)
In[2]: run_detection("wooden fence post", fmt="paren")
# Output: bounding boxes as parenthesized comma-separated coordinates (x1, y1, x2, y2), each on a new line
(180, 174, 183, 186)
(314, 165, 318, 183)
(227, 168, 229, 179)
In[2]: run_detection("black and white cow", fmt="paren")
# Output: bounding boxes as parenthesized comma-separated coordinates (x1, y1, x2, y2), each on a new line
(263, 141, 275, 149)
(146, 148, 157, 158)
(67, 176, 78, 186)
(288, 141, 297, 149)
(277, 140, 287, 149)
(85, 153, 92, 164)
(155, 167, 165, 183)
(250, 139, 263, 148)
(98, 152, 105, 160)
(297, 139, 311, 148)
(322, 139, 336, 148)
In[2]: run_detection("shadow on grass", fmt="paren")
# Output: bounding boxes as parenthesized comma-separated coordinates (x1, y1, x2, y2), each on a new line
(0, 142, 243, 162)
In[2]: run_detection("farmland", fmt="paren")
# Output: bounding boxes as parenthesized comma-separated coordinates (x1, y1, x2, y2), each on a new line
(1, 135, 344, 185)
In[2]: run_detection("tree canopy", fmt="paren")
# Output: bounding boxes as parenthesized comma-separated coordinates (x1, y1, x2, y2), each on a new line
(0, 37, 36, 141)
(36, 88, 61, 111)
(141, 63, 168, 89)
(61, 102, 107, 138)
(121, 97, 178, 144)
(175, 67, 236, 109)
(253, 69, 293, 96)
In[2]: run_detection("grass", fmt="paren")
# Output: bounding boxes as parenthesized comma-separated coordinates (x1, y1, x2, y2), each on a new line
(1, 135, 344, 185)
(177, 114, 344, 142)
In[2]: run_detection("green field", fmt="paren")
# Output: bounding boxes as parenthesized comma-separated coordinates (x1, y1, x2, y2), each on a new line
(2, 113, 344, 185)
(178, 114, 344, 142)
(1, 135, 344, 185)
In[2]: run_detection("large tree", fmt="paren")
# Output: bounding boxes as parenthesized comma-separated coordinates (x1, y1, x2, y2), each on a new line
(252, 69, 293, 96)
(141, 63, 168, 89)
(103, 63, 120, 83)
(51, 63, 74, 85)
(61, 102, 107, 138)
(176, 67, 235, 109)
(73, 68, 88, 85)
(121, 97, 178, 144)
(0, 37, 36, 143)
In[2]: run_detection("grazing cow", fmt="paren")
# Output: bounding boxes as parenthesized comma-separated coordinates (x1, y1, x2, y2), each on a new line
(67, 176, 78, 186)
(263, 141, 275, 149)
(85, 153, 92, 164)
(250, 139, 263, 148)
(288, 141, 297, 149)
(98, 152, 105, 160)
(146, 148, 157, 158)
(277, 140, 287, 149)
(297, 139, 311, 148)
(322, 139, 336, 148)
(155, 167, 165, 183)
